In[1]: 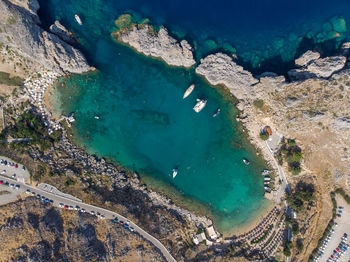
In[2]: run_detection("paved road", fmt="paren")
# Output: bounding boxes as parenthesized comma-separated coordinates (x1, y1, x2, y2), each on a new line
(265, 132, 290, 262)
(5, 138, 31, 143)
(265, 134, 289, 203)
(0, 175, 177, 262)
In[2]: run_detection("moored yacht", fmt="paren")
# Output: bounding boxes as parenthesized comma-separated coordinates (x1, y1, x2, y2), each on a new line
(172, 168, 178, 179)
(193, 99, 207, 113)
(183, 84, 195, 99)
(75, 14, 82, 25)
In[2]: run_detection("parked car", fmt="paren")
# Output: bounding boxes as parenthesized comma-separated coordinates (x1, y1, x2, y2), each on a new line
(15, 164, 18, 168)
(9, 183, 14, 188)
(1, 170, 6, 174)
(15, 185, 20, 190)
(25, 189, 31, 194)
(68, 206, 74, 210)
(59, 203, 64, 208)
(64, 205, 69, 209)
(22, 166, 26, 171)
(75, 205, 80, 210)
(129, 226, 134, 232)
(0, 180, 3, 184)
(80, 208, 86, 213)
(90, 210, 95, 215)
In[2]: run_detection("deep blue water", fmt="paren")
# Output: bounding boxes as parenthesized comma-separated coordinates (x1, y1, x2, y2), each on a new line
(39, 0, 350, 74)
(37, 0, 350, 233)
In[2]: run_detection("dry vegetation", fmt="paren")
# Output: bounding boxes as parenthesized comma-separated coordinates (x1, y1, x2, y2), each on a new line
(0, 197, 165, 262)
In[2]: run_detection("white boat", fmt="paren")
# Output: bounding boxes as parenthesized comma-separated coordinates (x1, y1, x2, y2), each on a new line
(183, 84, 195, 99)
(172, 168, 178, 179)
(75, 14, 82, 25)
(193, 99, 207, 113)
(264, 177, 271, 181)
(94, 116, 100, 120)
(243, 158, 250, 165)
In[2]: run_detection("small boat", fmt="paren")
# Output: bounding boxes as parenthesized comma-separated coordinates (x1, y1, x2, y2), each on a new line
(264, 177, 271, 181)
(172, 168, 178, 179)
(94, 116, 100, 120)
(183, 84, 195, 99)
(193, 99, 207, 113)
(212, 108, 221, 117)
(264, 186, 271, 192)
(243, 158, 250, 165)
(74, 14, 82, 25)
(264, 181, 270, 185)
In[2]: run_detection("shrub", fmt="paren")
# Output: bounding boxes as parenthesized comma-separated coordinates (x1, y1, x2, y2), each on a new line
(65, 178, 76, 186)
(260, 132, 269, 140)
(253, 99, 264, 109)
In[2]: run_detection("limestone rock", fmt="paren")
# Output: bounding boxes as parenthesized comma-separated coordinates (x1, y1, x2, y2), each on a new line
(289, 55, 346, 80)
(195, 53, 258, 100)
(333, 117, 350, 130)
(307, 56, 346, 78)
(0, 0, 91, 74)
(295, 50, 320, 67)
(341, 42, 350, 56)
(49, 20, 75, 44)
(115, 24, 195, 68)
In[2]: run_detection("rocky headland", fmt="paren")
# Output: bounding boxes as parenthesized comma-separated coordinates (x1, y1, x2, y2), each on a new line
(112, 15, 195, 68)
(195, 53, 259, 100)
(0, 0, 91, 74)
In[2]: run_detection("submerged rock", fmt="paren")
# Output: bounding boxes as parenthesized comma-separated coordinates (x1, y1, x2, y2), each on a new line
(0, 0, 91, 74)
(295, 50, 320, 67)
(195, 53, 258, 100)
(113, 23, 195, 68)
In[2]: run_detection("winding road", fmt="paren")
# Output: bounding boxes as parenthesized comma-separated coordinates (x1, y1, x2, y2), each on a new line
(0, 173, 177, 262)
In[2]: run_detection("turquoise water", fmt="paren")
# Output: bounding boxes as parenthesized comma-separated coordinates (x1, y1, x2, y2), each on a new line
(38, 0, 350, 232)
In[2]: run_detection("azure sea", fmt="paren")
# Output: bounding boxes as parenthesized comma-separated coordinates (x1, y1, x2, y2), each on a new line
(38, 0, 350, 233)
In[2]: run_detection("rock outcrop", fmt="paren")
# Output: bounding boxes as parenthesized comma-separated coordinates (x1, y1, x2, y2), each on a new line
(114, 24, 195, 68)
(49, 20, 75, 44)
(289, 54, 346, 80)
(195, 53, 258, 100)
(0, 0, 91, 74)
(295, 50, 320, 67)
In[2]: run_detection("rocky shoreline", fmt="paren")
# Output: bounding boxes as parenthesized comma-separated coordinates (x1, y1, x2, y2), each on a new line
(112, 16, 196, 68)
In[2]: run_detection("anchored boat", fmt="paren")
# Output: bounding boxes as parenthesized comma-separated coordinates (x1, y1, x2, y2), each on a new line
(193, 99, 207, 113)
(243, 158, 250, 165)
(172, 168, 178, 179)
(74, 14, 82, 25)
(183, 84, 195, 99)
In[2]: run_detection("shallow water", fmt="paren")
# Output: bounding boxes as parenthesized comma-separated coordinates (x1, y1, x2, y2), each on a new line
(38, 0, 350, 232)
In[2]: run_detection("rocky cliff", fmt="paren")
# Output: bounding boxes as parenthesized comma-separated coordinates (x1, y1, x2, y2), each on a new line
(195, 53, 259, 100)
(0, 0, 91, 74)
(113, 24, 196, 68)
(0, 197, 165, 262)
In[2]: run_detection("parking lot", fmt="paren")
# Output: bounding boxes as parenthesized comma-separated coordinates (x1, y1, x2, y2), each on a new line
(318, 195, 350, 262)
(0, 157, 30, 183)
